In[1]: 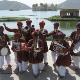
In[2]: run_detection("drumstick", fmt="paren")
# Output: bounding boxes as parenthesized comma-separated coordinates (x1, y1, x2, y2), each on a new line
(73, 42, 77, 47)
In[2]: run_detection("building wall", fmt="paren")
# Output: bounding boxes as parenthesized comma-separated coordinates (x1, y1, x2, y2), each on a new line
(60, 10, 79, 17)
(60, 11, 67, 17)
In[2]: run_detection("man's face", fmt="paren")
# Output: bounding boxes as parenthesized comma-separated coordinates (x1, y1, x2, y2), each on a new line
(0, 29, 3, 35)
(40, 26, 44, 29)
(33, 36, 38, 40)
(54, 26, 58, 29)
(77, 27, 80, 31)
(58, 38, 64, 42)
(18, 25, 22, 29)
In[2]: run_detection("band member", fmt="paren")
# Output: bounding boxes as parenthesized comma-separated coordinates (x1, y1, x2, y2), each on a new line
(27, 31, 45, 78)
(22, 19, 35, 43)
(36, 21, 48, 65)
(48, 22, 64, 66)
(70, 22, 80, 70)
(0, 26, 11, 70)
(3, 21, 23, 37)
(12, 33, 28, 74)
(55, 33, 71, 78)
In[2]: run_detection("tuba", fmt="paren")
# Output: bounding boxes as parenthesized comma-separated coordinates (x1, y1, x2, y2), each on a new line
(33, 36, 41, 57)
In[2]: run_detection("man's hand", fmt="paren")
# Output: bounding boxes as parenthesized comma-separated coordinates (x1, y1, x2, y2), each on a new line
(3, 23, 6, 27)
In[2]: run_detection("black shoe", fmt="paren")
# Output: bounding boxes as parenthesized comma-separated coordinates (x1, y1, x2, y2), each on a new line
(34, 74, 38, 78)
(59, 76, 64, 78)
(0, 68, 2, 71)
(40, 68, 46, 71)
(44, 62, 48, 65)
(8, 64, 12, 67)
(16, 67, 19, 70)
(53, 63, 56, 66)
(19, 71, 25, 74)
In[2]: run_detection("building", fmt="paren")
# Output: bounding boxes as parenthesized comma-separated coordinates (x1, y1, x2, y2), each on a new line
(32, 3, 57, 11)
(60, 9, 79, 17)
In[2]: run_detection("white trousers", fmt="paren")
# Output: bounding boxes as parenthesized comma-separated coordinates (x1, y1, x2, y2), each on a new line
(72, 56, 80, 68)
(14, 52, 18, 67)
(32, 62, 44, 75)
(51, 51, 59, 63)
(56, 66, 66, 76)
(43, 53, 47, 63)
(18, 61, 27, 72)
(0, 55, 11, 68)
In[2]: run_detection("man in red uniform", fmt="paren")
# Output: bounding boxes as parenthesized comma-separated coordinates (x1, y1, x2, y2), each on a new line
(70, 22, 80, 70)
(48, 22, 64, 66)
(36, 21, 48, 65)
(3, 21, 23, 37)
(55, 33, 71, 78)
(22, 19, 35, 43)
(12, 33, 28, 74)
(0, 26, 11, 70)
(27, 31, 45, 78)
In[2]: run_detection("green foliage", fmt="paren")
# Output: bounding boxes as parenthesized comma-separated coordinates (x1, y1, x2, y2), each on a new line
(46, 15, 80, 21)
(8, 35, 70, 41)
(46, 35, 70, 41)
(8, 35, 14, 40)
(0, 17, 29, 22)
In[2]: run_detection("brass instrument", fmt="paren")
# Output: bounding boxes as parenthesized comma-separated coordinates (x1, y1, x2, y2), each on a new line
(33, 36, 41, 57)
(41, 28, 46, 35)
(52, 41, 68, 56)
(21, 26, 29, 32)
(12, 40, 20, 51)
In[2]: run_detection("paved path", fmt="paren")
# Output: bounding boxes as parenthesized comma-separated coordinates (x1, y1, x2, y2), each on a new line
(0, 41, 80, 80)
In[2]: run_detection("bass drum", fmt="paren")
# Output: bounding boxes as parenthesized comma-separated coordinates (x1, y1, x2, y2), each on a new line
(1, 47, 8, 56)
(73, 41, 80, 54)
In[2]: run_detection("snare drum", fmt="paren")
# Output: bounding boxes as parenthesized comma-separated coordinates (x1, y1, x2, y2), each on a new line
(1, 47, 8, 56)
(12, 41, 20, 52)
(12, 41, 28, 52)
(73, 41, 80, 55)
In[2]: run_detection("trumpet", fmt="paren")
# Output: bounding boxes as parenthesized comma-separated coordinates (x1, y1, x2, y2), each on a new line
(21, 26, 29, 32)
(33, 36, 41, 57)
(41, 28, 45, 35)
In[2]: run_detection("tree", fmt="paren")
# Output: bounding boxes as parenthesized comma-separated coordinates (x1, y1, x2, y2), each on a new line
(32, 4, 38, 7)
(51, 3, 54, 6)
(40, 3, 43, 6)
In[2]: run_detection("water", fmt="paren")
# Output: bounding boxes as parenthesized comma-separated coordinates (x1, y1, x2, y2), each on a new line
(0, 9, 79, 36)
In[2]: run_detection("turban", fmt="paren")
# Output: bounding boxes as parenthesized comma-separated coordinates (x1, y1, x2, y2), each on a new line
(31, 31, 39, 37)
(58, 33, 66, 38)
(76, 22, 80, 28)
(26, 20, 32, 25)
(0, 26, 4, 30)
(54, 22, 59, 27)
(39, 21, 45, 27)
(17, 21, 23, 26)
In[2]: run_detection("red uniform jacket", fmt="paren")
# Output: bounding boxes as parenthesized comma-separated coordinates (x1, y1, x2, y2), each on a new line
(36, 29, 48, 53)
(0, 34, 11, 56)
(14, 38, 29, 63)
(48, 30, 64, 52)
(56, 40, 71, 67)
(70, 31, 80, 56)
(27, 39, 44, 64)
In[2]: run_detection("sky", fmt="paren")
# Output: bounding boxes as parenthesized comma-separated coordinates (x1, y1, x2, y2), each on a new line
(1, 0, 66, 7)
